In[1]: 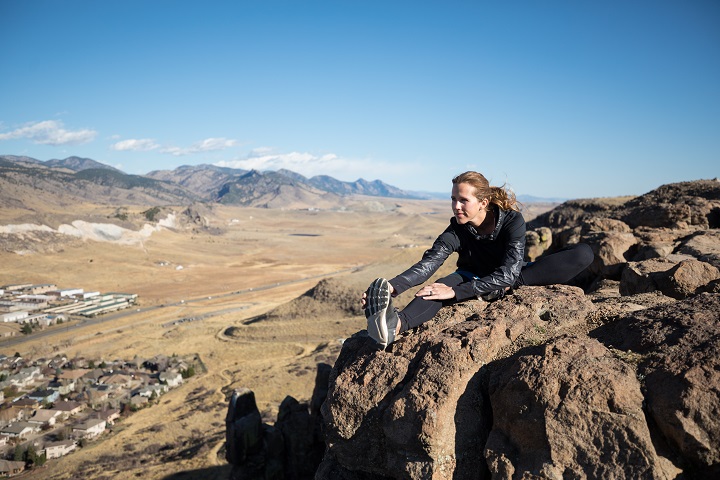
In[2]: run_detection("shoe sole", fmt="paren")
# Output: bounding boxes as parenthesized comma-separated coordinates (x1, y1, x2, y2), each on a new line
(365, 278, 392, 347)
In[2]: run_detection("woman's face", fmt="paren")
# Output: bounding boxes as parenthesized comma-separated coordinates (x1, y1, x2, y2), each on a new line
(451, 182, 489, 226)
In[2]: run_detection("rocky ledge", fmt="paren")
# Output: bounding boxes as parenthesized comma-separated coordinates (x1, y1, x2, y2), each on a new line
(318, 288, 718, 479)
(226, 179, 720, 479)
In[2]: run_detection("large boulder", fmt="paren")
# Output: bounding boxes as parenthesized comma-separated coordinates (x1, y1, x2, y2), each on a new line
(620, 258, 677, 295)
(485, 335, 677, 479)
(316, 289, 720, 479)
(524, 226, 552, 261)
(319, 286, 596, 479)
(592, 293, 720, 477)
(654, 259, 720, 299)
(584, 231, 638, 279)
(677, 230, 720, 269)
(617, 179, 720, 229)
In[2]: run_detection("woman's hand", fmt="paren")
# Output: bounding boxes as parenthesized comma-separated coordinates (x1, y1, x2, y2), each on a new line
(415, 282, 455, 300)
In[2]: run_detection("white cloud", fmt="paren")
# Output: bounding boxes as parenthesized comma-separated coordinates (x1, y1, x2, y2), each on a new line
(215, 147, 408, 181)
(160, 137, 238, 156)
(0, 120, 96, 146)
(109, 136, 238, 156)
(110, 138, 160, 152)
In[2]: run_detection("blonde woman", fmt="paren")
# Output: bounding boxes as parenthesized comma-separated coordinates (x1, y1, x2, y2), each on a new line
(363, 171, 593, 349)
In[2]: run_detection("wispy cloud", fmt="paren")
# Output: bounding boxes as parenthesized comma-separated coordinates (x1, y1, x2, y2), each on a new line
(110, 136, 238, 156)
(0, 120, 96, 145)
(215, 147, 408, 181)
(110, 138, 161, 152)
(160, 137, 238, 156)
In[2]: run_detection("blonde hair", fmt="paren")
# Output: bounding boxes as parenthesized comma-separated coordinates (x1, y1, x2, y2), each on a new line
(452, 171, 520, 212)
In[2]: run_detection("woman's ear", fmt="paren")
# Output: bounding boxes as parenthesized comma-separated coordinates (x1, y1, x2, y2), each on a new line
(480, 197, 490, 209)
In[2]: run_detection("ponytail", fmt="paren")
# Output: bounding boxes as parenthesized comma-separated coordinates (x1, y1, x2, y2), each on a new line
(490, 185, 521, 212)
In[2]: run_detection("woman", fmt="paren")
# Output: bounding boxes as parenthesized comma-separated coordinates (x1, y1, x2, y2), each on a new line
(363, 171, 593, 349)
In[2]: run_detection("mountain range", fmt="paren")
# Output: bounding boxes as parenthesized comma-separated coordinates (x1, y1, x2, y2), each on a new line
(0, 155, 429, 213)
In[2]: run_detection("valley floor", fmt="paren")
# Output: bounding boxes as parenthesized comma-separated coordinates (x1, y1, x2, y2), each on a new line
(1, 200, 472, 479)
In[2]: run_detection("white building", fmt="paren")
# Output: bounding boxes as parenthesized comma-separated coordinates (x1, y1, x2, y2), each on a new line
(51, 288, 84, 297)
(44, 440, 77, 459)
(72, 418, 106, 439)
(159, 371, 184, 388)
(0, 311, 28, 323)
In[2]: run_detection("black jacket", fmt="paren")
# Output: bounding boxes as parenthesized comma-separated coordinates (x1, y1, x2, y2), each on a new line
(389, 206, 526, 301)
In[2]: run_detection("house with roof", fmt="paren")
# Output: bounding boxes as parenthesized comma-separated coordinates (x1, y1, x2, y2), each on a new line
(136, 383, 168, 398)
(0, 459, 25, 477)
(0, 406, 21, 427)
(94, 408, 121, 426)
(72, 418, 106, 439)
(49, 400, 84, 419)
(129, 395, 148, 408)
(48, 377, 77, 396)
(27, 388, 60, 405)
(83, 383, 117, 407)
(44, 439, 77, 459)
(8, 397, 40, 421)
(8, 366, 43, 388)
(28, 409, 62, 428)
(57, 368, 91, 382)
(0, 421, 39, 439)
(159, 370, 183, 388)
(99, 373, 134, 389)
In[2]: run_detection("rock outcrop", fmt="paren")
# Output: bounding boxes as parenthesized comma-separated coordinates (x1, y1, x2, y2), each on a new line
(226, 364, 331, 480)
(225, 179, 720, 479)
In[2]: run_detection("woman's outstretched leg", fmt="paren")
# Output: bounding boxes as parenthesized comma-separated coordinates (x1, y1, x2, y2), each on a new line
(397, 273, 464, 331)
(519, 243, 594, 286)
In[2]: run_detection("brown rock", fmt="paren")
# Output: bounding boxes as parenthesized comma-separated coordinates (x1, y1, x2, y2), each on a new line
(677, 230, 720, 269)
(226, 364, 331, 480)
(618, 179, 720, 229)
(319, 286, 595, 479)
(485, 335, 675, 479)
(584, 231, 638, 279)
(621, 202, 692, 229)
(525, 227, 552, 261)
(620, 258, 676, 296)
(583, 217, 632, 233)
(591, 293, 720, 476)
(654, 259, 720, 299)
(226, 388, 284, 480)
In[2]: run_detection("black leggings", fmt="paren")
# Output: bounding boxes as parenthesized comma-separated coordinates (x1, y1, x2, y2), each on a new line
(398, 243, 594, 331)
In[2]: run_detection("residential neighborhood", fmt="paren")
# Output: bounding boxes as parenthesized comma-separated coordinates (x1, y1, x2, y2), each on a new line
(0, 351, 197, 476)
(0, 281, 196, 476)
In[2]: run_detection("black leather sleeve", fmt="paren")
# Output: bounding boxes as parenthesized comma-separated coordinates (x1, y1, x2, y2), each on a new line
(388, 226, 459, 296)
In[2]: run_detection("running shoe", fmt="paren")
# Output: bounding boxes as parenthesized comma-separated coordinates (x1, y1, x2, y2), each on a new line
(364, 278, 399, 349)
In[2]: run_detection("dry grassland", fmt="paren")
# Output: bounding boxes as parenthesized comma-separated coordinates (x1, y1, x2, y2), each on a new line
(1, 199, 457, 479)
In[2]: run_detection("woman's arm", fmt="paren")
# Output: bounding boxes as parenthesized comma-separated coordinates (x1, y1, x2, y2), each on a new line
(388, 226, 459, 296)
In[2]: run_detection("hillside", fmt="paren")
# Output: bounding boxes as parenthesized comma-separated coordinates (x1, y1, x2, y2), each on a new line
(146, 163, 426, 205)
(0, 157, 196, 220)
(1, 155, 564, 217)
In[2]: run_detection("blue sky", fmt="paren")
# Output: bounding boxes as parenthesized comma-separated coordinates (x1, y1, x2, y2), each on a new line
(1, 1, 718, 199)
